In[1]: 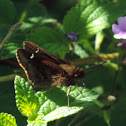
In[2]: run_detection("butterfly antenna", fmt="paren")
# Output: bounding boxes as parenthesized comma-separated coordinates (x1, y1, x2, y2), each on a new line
(85, 61, 106, 75)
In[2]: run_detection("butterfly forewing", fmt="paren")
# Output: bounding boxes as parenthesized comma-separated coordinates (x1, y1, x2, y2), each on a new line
(23, 41, 69, 65)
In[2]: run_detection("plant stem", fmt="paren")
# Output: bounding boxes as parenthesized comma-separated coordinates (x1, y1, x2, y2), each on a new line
(0, 73, 26, 83)
(71, 53, 119, 65)
(0, 23, 22, 49)
(19, 0, 36, 22)
(0, 74, 17, 82)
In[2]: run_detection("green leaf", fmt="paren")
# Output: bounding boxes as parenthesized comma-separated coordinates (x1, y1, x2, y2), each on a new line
(80, 39, 95, 54)
(14, 76, 99, 125)
(14, 76, 40, 118)
(0, 0, 16, 25)
(27, 4, 47, 18)
(1, 42, 20, 60)
(18, 0, 47, 23)
(26, 26, 69, 58)
(1, 33, 26, 60)
(27, 114, 47, 126)
(20, 17, 57, 30)
(74, 44, 89, 58)
(63, 0, 126, 40)
(38, 86, 99, 122)
(0, 113, 17, 126)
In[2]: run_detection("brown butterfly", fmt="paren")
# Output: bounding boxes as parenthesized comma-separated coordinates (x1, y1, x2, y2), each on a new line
(16, 41, 86, 88)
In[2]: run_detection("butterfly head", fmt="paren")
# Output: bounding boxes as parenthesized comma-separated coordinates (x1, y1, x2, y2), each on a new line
(73, 67, 85, 79)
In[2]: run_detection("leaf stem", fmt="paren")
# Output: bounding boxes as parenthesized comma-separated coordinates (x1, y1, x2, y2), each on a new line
(0, 23, 22, 49)
(71, 53, 119, 65)
(18, 0, 36, 22)
(0, 74, 17, 82)
(0, 73, 25, 83)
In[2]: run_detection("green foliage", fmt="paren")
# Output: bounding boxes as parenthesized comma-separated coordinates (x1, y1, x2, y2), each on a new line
(14, 76, 99, 125)
(18, 0, 47, 23)
(27, 114, 47, 126)
(0, 0, 16, 25)
(26, 3, 47, 18)
(14, 76, 40, 118)
(1, 42, 21, 60)
(95, 31, 104, 53)
(73, 44, 89, 58)
(20, 17, 57, 30)
(63, 0, 126, 40)
(0, 113, 17, 126)
(1, 32, 26, 59)
(26, 26, 69, 58)
(0, 0, 126, 125)
(111, 97, 126, 126)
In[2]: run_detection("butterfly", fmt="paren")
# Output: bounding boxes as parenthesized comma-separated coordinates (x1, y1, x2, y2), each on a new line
(16, 41, 86, 88)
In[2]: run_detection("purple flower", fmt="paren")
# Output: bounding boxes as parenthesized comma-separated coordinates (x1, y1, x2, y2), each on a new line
(112, 16, 126, 39)
(65, 32, 78, 42)
(117, 40, 126, 49)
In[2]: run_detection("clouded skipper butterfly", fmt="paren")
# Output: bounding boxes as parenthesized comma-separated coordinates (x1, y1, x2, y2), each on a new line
(16, 41, 86, 88)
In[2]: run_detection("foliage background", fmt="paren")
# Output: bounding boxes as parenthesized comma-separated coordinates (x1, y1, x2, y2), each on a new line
(0, 0, 126, 126)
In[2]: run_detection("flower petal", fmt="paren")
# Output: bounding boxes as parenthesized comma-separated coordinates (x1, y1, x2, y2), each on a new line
(112, 24, 121, 34)
(117, 41, 126, 48)
(118, 16, 126, 30)
(114, 32, 126, 39)
(65, 32, 78, 42)
(112, 16, 126, 39)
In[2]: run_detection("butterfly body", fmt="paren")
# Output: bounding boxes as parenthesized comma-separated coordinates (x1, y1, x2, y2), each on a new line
(16, 41, 85, 87)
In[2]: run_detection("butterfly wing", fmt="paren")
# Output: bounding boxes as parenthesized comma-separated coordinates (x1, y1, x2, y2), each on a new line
(23, 41, 69, 65)
(16, 42, 68, 87)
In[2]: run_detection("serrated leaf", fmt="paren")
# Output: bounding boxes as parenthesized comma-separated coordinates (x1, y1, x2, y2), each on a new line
(1, 33, 26, 60)
(0, 0, 16, 25)
(63, 0, 126, 40)
(63, 0, 95, 39)
(1, 42, 20, 60)
(14, 76, 99, 125)
(38, 86, 99, 122)
(0, 113, 17, 126)
(27, 114, 47, 126)
(26, 27, 69, 58)
(14, 76, 40, 118)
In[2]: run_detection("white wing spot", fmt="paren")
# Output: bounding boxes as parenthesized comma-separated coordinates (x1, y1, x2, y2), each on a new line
(30, 54, 34, 59)
(35, 48, 39, 53)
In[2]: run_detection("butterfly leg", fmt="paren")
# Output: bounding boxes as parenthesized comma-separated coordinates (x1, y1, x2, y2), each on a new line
(67, 85, 72, 110)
